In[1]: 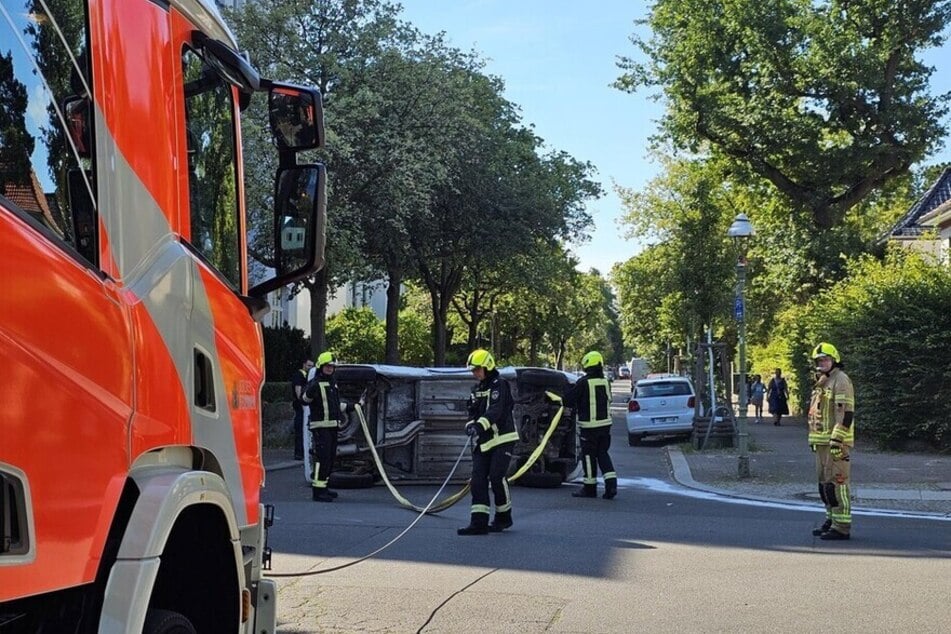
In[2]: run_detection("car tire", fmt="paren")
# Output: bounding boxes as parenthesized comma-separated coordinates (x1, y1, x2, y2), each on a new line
(628, 433, 643, 446)
(513, 470, 564, 488)
(328, 471, 375, 489)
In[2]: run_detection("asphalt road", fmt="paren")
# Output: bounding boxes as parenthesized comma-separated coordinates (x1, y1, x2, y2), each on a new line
(261, 388, 951, 633)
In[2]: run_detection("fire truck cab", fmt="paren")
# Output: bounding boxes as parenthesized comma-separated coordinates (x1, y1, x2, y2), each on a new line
(0, 0, 325, 631)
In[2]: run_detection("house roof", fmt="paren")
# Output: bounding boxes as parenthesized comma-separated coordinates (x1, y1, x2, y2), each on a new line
(919, 197, 951, 230)
(0, 162, 64, 235)
(886, 167, 951, 239)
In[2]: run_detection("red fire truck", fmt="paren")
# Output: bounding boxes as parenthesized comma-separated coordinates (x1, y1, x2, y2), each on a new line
(0, 0, 325, 631)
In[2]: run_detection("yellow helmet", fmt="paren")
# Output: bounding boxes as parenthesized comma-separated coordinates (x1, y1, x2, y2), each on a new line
(466, 349, 495, 371)
(581, 351, 604, 369)
(811, 342, 840, 363)
(316, 351, 337, 367)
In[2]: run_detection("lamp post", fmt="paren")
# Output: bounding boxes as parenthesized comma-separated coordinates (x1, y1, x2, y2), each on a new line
(727, 213, 755, 479)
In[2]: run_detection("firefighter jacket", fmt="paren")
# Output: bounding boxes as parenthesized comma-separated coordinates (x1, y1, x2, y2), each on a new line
(305, 374, 343, 430)
(564, 369, 612, 429)
(807, 366, 855, 446)
(468, 369, 518, 451)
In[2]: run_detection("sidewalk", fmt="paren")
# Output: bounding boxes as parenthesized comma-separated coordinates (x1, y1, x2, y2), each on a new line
(667, 417, 951, 516)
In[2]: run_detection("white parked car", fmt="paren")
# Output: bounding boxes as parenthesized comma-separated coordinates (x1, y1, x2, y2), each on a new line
(626, 375, 695, 445)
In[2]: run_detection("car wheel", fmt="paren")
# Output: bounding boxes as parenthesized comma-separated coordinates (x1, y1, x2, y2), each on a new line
(328, 471, 375, 489)
(513, 470, 564, 488)
(628, 433, 643, 446)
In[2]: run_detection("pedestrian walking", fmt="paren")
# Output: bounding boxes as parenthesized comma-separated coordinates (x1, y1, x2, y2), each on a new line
(302, 351, 343, 502)
(563, 351, 617, 499)
(807, 342, 855, 540)
(750, 375, 766, 424)
(291, 356, 314, 460)
(767, 368, 790, 426)
(458, 349, 518, 535)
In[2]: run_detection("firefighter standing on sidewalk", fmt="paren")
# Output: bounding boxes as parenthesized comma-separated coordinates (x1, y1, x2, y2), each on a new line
(303, 351, 344, 502)
(564, 351, 617, 499)
(458, 349, 518, 535)
(807, 342, 855, 540)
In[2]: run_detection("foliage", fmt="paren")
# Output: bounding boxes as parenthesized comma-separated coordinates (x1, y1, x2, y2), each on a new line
(765, 250, 951, 450)
(261, 382, 292, 404)
(263, 325, 312, 384)
(398, 308, 433, 366)
(618, 0, 951, 229)
(326, 307, 386, 363)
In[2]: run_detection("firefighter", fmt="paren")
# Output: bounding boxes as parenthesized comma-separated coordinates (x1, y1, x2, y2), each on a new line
(291, 356, 314, 460)
(807, 342, 855, 540)
(564, 351, 617, 499)
(458, 349, 518, 535)
(302, 351, 344, 502)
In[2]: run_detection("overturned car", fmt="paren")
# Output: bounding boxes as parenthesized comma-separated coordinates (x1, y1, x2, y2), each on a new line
(303, 365, 581, 488)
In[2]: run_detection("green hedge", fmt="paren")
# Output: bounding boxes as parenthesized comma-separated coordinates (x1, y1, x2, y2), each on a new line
(768, 250, 951, 452)
(263, 324, 311, 383)
(262, 381, 292, 404)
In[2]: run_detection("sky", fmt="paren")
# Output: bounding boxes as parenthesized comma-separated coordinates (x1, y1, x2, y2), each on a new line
(397, 0, 951, 275)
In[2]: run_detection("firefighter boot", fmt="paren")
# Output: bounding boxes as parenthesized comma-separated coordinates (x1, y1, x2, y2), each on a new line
(572, 484, 597, 498)
(602, 478, 618, 500)
(312, 488, 334, 503)
(457, 513, 489, 536)
(325, 489, 339, 499)
(820, 528, 850, 541)
(812, 519, 832, 536)
(488, 510, 513, 532)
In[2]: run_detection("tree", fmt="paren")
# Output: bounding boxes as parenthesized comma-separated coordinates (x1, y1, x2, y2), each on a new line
(228, 0, 411, 352)
(0, 51, 33, 194)
(325, 307, 385, 363)
(618, 0, 951, 230)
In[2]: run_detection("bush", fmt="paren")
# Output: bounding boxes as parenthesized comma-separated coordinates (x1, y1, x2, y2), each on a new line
(773, 250, 951, 451)
(262, 381, 292, 404)
(263, 325, 311, 384)
(326, 307, 385, 363)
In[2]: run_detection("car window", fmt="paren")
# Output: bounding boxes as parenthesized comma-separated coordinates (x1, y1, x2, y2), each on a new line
(635, 381, 692, 397)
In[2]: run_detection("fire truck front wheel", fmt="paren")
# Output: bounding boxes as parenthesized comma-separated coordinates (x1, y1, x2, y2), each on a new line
(143, 609, 197, 634)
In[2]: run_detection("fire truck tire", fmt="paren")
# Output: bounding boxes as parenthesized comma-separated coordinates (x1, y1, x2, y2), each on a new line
(142, 609, 197, 634)
(328, 471, 375, 489)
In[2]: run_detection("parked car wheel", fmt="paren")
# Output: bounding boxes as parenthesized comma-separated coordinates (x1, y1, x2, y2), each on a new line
(329, 471, 375, 489)
(513, 470, 564, 488)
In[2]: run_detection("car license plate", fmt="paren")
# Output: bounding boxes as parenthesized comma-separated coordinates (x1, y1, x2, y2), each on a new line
(652, 417, 678, 424)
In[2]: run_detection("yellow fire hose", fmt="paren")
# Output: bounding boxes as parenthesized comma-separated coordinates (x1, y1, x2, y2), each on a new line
(355, 391, 565, 513)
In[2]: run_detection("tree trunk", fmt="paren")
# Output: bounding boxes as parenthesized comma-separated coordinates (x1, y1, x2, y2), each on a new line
(309, 268, 329, 355)
(384, 267, 401, 364)
(431, 292, 451, 366)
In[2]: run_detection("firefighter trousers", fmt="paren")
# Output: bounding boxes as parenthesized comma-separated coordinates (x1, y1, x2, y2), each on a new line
(470, 441, 515, 517)
(310, 426, 338, 490)
(815, 444, 851, 534)
(579, 426, 616, 487)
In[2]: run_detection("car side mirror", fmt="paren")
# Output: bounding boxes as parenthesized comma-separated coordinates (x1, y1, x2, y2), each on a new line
(268, 83, 324, 151)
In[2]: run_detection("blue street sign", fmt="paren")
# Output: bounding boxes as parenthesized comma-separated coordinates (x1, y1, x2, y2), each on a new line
(733, 296, 745, 321)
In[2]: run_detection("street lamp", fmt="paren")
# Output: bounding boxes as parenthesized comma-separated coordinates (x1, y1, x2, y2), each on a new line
(728, 213, 755, 478)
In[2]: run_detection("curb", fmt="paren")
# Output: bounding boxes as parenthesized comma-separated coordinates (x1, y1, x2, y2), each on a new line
(665, 446, 951, 519)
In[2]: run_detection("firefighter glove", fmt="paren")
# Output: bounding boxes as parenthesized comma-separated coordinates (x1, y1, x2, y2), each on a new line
(810, 444, 817, 453)
(465, 420, 480, 437)
(830, 440, 844, 460)
(303, 380, 319, 402)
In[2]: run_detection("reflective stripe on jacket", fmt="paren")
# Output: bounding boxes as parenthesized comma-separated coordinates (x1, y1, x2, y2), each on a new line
(807, 367, 855, 446)
(469, 371, 518, 451)
(307, 376, 341, 429)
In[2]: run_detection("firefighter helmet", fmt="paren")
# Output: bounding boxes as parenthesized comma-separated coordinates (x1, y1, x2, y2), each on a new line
(316, 351, 337, 367)
(581, 351, 604, 369)
(466, 349, 496, 371)
(811, 342, 840, 363)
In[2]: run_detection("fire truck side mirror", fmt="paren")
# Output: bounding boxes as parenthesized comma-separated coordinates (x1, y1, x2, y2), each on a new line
(268, 84, 324, 151)
(247, 164, 327, 300)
